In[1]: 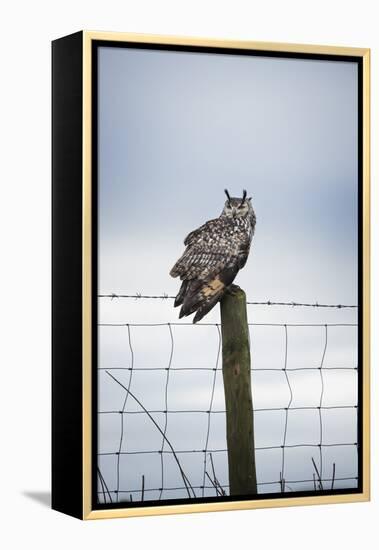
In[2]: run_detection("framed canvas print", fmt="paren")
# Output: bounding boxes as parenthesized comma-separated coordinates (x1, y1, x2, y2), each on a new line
(52, 31, 370, 520)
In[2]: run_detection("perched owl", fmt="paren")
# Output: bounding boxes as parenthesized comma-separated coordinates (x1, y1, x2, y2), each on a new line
(170, 189, 256, 323)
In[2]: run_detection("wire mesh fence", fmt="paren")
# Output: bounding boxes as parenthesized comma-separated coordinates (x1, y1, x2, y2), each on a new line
(97, 295, 359, 504)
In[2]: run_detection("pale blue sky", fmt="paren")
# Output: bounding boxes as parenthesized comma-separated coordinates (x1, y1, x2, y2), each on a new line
(98, 46, 358, 307)
(97, 45, 359, 503)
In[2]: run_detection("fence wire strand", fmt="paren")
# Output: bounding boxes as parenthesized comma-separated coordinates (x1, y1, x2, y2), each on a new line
(317, 325, 328, 489)
(201, 325, 221, 497)
(114, 324, 134, 502)
(158, 324, 174, 500)
(98, 293, 357, 309)
(280, 324, 293, 491)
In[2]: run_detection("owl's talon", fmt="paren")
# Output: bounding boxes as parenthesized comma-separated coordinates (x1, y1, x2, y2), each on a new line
(226, 284, 241, 296)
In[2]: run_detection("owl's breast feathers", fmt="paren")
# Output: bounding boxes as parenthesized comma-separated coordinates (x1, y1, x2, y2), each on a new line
(170, 215, 255, 323)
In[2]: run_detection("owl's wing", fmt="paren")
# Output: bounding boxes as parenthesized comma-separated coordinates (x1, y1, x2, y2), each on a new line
(170, 218, 251, 322)
(183, 220, 216, 247)
(170, 218, 235, 281)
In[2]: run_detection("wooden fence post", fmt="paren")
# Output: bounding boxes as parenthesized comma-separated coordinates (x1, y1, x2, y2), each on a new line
(220, 286, 257, 496)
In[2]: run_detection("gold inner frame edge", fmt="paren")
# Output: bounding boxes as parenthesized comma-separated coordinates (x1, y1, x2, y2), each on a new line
(82, 31, 370, 520)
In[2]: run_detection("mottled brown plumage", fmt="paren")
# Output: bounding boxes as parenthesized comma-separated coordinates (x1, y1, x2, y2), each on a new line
(170, 190, 256, 323)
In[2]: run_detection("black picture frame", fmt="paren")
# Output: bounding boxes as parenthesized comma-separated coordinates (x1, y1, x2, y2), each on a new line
(52, 31, 370, 520)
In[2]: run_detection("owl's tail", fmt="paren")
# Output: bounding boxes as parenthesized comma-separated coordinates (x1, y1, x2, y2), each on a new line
(179, 276, 227, 323)
(173, 280, 189, 307)
(192, 290, 225, 323)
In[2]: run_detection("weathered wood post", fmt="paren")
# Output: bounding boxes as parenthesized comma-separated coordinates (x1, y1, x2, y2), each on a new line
(220, 286, 257, 496)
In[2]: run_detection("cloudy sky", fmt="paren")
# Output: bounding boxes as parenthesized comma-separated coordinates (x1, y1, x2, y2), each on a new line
(97, 45, 359, 504)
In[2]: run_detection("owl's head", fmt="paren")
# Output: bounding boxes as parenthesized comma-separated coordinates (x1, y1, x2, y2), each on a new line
(222, 189, 254, 221)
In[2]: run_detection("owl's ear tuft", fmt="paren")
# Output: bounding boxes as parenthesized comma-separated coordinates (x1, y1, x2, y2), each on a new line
(239, 189, 247, 206)
(224, 189, 231, 203)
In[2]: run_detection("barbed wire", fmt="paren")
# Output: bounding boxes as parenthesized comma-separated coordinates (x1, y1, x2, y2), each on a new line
(98, 292, 358, 309)
(97, 319, 359, 503)
(99, 322, 357, 327)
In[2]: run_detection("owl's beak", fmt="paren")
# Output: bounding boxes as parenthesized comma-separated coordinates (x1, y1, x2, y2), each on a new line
(231, 207, 237, 217)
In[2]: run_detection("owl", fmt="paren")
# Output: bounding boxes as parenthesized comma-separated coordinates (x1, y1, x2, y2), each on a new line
(170, 189, 256, 323)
